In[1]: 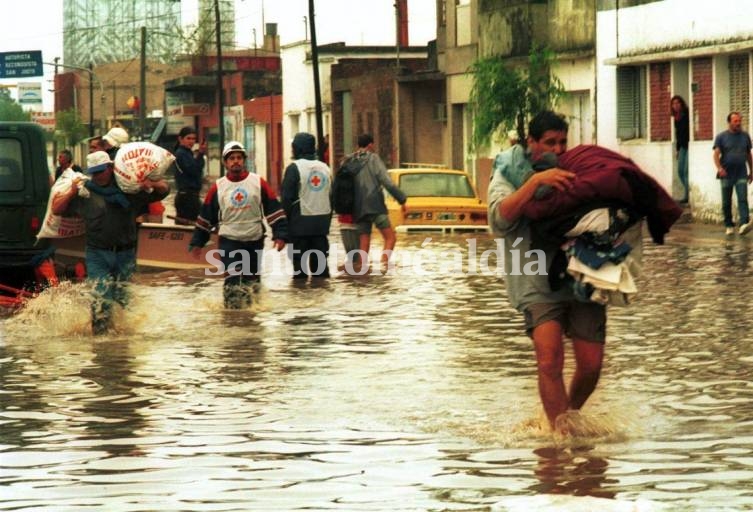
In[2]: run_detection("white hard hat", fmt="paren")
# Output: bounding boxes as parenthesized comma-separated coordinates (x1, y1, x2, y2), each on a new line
(222, 141, 247, 159)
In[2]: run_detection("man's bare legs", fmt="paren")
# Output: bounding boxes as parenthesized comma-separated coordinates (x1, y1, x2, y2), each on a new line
(532, 320, 603, 430)
(378, 226, 397, 264)
(357, 232, 371, 270)
(357, 227, 397, 267)
(532, 320, 568, 428)
(569, 338, 603, 410)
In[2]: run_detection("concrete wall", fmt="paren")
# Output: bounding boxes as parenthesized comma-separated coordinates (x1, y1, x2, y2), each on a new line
(281, 42, 323, 147)
(330, 58, 429, 167)
(478, 0, 594, 58)
(610, 0, 753, 57)
(396, 79, 445, 166)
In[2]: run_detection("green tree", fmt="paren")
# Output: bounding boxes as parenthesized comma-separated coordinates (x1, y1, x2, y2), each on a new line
(55, 109, 88, 147)
(0, 89, 31, 122)
(468, 46, 566, 152)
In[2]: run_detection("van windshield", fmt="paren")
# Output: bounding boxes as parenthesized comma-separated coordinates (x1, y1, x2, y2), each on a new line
(0, 139, 24, 191)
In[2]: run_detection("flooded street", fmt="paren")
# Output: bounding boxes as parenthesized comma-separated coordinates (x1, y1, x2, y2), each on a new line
(2, 227, 753, 511)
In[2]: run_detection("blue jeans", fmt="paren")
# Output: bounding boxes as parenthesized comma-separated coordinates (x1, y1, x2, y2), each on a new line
(85, 247, 137, 334)
(677, 147, 688, 201)
(720, 178, 750, 228)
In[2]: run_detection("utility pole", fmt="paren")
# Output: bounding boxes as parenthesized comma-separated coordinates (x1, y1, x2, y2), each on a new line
(395, 1, 400, 69)
(53, 57, 59, 158)
(88, 63, 94, 137)
(215, 0, 226, 175)
(308, 0, 324, 160)
(140, 26, 147, 140)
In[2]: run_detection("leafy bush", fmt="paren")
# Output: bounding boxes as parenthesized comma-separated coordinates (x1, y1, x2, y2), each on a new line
(468, 46, 566, 152)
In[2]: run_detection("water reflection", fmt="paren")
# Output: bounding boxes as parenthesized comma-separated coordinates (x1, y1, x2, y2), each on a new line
(78, 339, 150, 457)
(1, 229, 753, 510)
(529, 445, 616, 499)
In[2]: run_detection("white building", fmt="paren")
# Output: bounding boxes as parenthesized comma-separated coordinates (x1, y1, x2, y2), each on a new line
(596, 0, 753, 223)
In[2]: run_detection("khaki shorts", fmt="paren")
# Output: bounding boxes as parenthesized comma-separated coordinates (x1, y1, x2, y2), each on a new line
(357, 213, 391, 234)
(523, 301, 606, 343)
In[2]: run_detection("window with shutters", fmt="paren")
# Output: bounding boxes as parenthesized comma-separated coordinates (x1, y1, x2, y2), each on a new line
(729, 54, 750, 132)
(616, 66, 647, 140)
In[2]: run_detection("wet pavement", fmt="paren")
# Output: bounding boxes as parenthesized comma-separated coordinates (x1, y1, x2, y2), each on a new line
(1, 222, 753, 511)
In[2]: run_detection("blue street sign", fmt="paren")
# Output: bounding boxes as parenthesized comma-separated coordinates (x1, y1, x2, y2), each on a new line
(0, 51, 43, 78)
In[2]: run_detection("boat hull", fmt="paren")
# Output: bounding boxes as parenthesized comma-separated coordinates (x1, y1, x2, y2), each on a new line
(53, 223, 217, 271)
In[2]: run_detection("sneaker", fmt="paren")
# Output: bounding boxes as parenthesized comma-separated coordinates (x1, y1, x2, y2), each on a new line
(726, 227, 735, 236)
(740, 222, 753, 235)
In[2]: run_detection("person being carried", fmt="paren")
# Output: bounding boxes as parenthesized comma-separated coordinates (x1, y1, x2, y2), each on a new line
(281, 132, 333, 279)
(101, 126, 129, 161)
(351, 133, 406, 269)
(51, 151, 170, 334)
(189, 141, 288, 309)
(488, 110, 606, 433)
(173, 126, 207, 224)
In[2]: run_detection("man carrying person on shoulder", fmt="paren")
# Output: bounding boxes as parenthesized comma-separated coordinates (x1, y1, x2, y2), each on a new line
(51, 151, 170, 334)
(488, 110, 610, 433)
(281, 132, 333, 279)
(189, 141, 288, 309)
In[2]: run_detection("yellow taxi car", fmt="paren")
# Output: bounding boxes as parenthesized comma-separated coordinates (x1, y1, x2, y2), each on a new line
(385, 166, 489, 232)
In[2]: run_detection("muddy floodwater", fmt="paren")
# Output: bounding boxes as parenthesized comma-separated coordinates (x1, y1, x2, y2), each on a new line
(2, 227, 753, 511)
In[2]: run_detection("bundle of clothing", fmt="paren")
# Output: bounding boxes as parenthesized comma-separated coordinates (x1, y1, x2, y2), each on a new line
(510, 144, 683, 305)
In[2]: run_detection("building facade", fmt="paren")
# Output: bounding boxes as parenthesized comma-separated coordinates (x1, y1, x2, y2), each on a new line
(62, 0, 184, 67)
(437, 0, 597, 199)
(281, 41, 428, 170)
(596, 0, 753, 223)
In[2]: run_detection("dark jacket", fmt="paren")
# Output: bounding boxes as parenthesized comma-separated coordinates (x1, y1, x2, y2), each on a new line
(174, 145, 205, 191)
(674, 110, 689, 151)
(70, 184, 169, 249)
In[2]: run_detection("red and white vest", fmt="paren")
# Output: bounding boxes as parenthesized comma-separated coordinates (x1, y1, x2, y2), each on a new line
(294, 159, 332, 216)
(216, 173, 264, 241)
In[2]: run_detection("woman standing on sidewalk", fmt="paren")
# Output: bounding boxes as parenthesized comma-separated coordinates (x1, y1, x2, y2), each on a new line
(671, 95, 690, 204)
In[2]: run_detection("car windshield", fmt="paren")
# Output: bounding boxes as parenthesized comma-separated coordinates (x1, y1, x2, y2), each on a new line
(398, 173, 475, 198)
